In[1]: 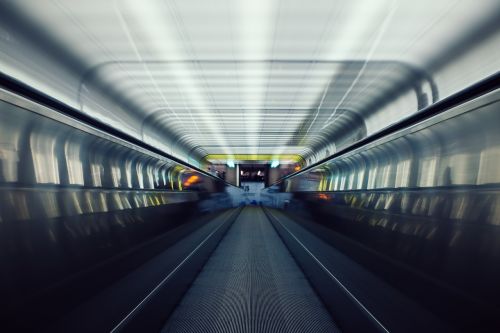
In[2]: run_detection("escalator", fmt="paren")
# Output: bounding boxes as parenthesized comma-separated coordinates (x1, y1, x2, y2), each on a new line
(162, 206, 339, 333)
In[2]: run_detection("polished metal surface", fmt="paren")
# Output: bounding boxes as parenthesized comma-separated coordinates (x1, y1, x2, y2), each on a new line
(262, 89, 500, 329)
(0, 90, 241, 328)
(285, 89, 500, 197)
(162, 207, 339, 333)
(0, 89, 223, 191)
(0, 0, 499, 166)
(0, 1, 499, 332)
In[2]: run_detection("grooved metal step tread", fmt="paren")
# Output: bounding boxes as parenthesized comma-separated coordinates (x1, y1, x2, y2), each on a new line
(162, 206, 339, 333)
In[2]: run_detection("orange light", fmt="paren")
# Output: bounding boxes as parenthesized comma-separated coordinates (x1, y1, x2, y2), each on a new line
(294, 165, 301, 171)
(183, 175, 199, 187)
(318, 193, 329, 200)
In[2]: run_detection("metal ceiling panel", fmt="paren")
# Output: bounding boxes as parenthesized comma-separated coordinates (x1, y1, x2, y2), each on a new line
(0, 0, 499, 167)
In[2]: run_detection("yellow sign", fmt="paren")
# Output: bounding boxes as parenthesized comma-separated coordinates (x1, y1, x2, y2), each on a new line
(204, 154, 304, 163)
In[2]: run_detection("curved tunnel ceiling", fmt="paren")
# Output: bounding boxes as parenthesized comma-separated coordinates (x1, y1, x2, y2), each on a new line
(0, 0, 499, 168)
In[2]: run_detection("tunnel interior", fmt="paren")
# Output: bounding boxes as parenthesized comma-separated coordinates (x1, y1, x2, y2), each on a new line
(0, 1, 500, 332)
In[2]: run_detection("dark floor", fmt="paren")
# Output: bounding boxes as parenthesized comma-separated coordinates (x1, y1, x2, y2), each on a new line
(162, 207, 339, 333)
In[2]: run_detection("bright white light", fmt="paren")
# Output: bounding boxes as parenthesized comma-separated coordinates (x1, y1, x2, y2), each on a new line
(237, 0, 276, 155)
(271, 161, 280, 168)
(227, 160, 235, 168)
(15, 0, 496, 166)
(119, 0, 233, 156)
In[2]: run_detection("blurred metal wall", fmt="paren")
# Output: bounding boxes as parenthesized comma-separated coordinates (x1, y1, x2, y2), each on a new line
(263, 88, 500, 315)
(0, 88, 240, 318)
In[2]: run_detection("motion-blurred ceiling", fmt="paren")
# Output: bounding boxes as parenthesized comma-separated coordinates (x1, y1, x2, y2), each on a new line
(0, 0, 499, 167)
